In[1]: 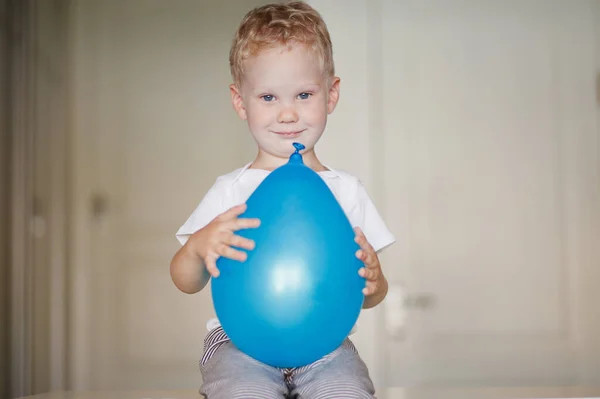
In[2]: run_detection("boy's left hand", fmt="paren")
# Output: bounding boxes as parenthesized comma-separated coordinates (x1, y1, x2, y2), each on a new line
(354, 227, 384, 296)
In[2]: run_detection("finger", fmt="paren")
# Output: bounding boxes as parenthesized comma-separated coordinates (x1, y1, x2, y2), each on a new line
(224, 233, 255, 251)
(358, 267, 367, 278)
(354, 226, 366, 238)
(358, 266, 378, 281)
(204, 254, 220, 278)
(216, 203, 247, 222)
(356, 249, 366, 262)
(216, 243, 248, 262)
(363, 281, 377, 296)
(356, 248, 377, 268)
(230, 217, 261, 231)
(364, 251, 378, 268)
(354, 232, 374, 253)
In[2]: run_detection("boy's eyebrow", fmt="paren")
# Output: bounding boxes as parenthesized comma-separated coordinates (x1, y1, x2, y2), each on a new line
(251, 83, 323, 93)
(299, 83, 322, 90)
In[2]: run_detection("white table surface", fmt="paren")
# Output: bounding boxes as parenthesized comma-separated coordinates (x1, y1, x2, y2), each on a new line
(17, 387, 600, 399)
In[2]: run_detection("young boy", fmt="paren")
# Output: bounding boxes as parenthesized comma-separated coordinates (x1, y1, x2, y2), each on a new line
(170, 2, 395, 398)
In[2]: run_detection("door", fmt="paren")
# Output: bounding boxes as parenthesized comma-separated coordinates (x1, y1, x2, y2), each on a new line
(379, 0, 600, 390)
(69, 0, 267, 389)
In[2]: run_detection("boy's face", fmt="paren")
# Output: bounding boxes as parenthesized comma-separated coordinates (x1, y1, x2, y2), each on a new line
(230, 43, 340, 161)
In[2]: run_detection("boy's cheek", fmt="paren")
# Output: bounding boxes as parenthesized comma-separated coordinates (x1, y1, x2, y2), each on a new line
(244, 105, 266, 121)
(247, 112, 271, 128)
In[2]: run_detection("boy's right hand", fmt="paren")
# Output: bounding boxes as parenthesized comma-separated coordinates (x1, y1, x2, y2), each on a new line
(191, 203, 260, 278)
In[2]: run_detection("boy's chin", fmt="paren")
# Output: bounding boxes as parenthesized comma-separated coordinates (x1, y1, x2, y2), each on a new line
(279, 141, 315, 156)
(276, 135, 321, 153)
(260, 144, 313, 160)
(253, 133, 321, 158)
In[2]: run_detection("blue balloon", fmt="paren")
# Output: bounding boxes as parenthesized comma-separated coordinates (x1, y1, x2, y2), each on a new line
(212, 142, 365, 368)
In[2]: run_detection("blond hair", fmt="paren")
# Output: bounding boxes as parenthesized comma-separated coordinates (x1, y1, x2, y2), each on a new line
(229, 1, 334, 86)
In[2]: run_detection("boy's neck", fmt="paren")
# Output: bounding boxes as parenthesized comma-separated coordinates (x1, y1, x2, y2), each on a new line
(250, 147, 329, 172)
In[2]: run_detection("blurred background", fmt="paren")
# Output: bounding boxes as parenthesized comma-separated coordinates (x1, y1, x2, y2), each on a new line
(1, 0, 600, 398)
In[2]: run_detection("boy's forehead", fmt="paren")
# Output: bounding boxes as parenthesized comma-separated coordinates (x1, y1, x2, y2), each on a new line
(242, 44, 325, 88)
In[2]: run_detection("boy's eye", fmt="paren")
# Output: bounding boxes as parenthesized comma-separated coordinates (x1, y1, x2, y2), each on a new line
(261, 95, 275, 102)
(297, 92, 312, 100)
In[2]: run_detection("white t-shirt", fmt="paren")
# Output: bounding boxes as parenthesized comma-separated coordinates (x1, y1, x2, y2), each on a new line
(176, 162, 396, 332)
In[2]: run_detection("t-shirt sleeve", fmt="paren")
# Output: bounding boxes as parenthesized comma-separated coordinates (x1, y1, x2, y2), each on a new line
(349, 179, 396, 253)
(175, 178, 228, 246)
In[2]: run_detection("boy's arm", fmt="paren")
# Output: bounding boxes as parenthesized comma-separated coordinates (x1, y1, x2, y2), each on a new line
(170, 236, 210, 294)
(170, 203, 260, 294)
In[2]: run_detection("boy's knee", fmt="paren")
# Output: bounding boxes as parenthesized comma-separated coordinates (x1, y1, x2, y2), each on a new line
(307, 382, 374, 399)
(201, 378, 286, 399)
(298, 375, 375, 399)
(226, 383, 279, 399)
(294, 343, 376, 398)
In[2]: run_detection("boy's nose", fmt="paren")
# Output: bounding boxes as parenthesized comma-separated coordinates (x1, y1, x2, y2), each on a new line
(277, 106, 299, 123)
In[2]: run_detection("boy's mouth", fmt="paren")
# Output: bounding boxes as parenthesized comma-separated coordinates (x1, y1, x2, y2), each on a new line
(273, 129, 305, 138)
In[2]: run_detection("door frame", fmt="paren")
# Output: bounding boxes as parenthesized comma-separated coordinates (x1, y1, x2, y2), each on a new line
(7, 0, 71, 395)
(0, 0, 12, 397)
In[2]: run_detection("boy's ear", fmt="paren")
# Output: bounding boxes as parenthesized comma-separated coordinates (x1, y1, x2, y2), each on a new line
(327, 77, 341, 114)
(230, 84, 247, 120)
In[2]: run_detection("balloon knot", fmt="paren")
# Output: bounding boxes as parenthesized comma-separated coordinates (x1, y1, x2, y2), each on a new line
(293, 142, 305, 153)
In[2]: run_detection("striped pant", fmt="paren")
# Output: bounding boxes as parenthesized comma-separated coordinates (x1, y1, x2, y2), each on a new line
(199, 327, 377, 399)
